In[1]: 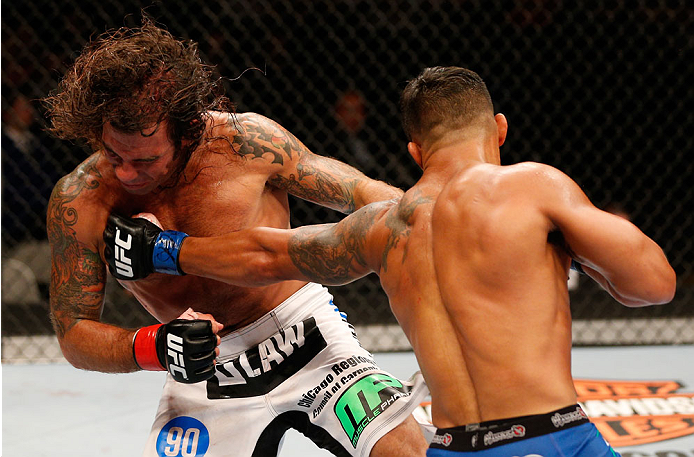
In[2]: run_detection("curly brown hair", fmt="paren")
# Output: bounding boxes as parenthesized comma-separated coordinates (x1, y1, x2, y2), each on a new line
(44, 17, 232, 171)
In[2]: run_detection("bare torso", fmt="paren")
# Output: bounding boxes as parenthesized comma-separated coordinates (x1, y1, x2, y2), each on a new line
(78, 112, 307, 332)
(373, 162, 576, 427)
(372, 174, 479, 429)
(431, 163, 576, 422)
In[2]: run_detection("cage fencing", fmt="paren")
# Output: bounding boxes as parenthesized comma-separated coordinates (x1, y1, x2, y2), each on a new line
(2, 0, 692, 362)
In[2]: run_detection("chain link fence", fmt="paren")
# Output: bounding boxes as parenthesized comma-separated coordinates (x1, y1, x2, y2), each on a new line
(2, 0, 693, 362)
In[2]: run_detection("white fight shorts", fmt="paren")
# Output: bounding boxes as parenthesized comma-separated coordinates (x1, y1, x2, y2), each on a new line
(142, 283, 428, 457)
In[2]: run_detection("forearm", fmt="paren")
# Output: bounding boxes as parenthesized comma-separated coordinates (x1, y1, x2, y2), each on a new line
(178, 222, 371, 287)
(59, 319, 138, 372)
(598, 237, 675, 306)
(179, 228, 305, 286)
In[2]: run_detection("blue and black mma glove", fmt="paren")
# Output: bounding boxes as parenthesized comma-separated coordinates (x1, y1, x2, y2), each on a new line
(103, 213, 188, 279)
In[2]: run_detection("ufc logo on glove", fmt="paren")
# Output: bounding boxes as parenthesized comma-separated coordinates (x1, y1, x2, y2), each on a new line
(166, 333, 189, 380)
(113, 228, 134, 278)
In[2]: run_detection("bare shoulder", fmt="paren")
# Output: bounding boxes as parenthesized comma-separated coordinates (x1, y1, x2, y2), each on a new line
(449, 162, 578, 205)
(47, 153, 112, 247)
(500, 162, 588, 213)
(498, 162, 574, 190)
(433, 162, 571, 224)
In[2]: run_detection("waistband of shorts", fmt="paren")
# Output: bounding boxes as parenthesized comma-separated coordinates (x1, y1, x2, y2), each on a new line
(429, 404, 590, 451)
(218, 282, 332, 357)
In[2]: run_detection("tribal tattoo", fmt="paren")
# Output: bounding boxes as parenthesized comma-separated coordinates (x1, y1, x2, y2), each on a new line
(233, 116, 360, 213)
(231, 117, 292, 165)
(47, 157, 105, 338)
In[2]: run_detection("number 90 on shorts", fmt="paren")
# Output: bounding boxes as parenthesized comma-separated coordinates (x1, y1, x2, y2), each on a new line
(156, 416, 210, 457)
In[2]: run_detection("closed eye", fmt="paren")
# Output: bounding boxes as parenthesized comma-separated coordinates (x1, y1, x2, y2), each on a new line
(134, 157, 159, 164)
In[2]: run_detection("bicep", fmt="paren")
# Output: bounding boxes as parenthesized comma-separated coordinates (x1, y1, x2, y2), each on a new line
(47, 188, 106, 340)
(236, 113, 393, 213)
(539, 168, 648, 266)
(272, 153, 365, 213)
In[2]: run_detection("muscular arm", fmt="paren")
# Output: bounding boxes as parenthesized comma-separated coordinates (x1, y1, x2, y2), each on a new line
(48, 168, 138, 372)
(537, 165, 676, 306)
(233, 113, 403, 212)
(179, 202, 390, 286)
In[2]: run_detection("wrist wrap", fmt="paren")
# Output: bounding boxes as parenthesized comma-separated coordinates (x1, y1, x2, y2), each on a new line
(133, 324, 165, 371)
(152, 231, 188, 275)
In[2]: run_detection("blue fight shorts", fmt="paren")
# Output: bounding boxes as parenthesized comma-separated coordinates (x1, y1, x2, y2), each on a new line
(427, 404, 621, 457)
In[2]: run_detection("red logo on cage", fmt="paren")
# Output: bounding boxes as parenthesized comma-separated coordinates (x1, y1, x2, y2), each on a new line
(575, 379, 694, 447)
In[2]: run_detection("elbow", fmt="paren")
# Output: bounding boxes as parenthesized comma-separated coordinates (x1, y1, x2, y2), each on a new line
(51, 318, 89, 370)
(56, 338, 87, 370)
(627, 242, 678, 306)
(652, 265, 677, 304)
(643, 259, 677, 305)
(622, 265, 677, 307)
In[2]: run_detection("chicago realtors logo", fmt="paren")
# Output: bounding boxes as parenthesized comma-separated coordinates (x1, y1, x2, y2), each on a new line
(575, 379, 694, 447)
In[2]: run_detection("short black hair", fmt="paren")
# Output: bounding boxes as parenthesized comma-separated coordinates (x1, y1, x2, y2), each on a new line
(400, 66, 493, 142)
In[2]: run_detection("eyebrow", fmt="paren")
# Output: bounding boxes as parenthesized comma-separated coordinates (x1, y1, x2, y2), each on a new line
(102, 143, 120, 157)
(102, 142, 159, 162)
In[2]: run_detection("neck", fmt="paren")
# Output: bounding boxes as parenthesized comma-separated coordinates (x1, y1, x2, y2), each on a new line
(421, 135, 500, 177)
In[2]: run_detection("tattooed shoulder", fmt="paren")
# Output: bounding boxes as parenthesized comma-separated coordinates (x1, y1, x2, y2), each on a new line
(381, 190, 433, 271)
(231, 113, 307, 166)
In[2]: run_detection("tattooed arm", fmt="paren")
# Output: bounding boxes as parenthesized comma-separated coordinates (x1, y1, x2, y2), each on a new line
(48, 164, 138, 372)
(233, 113, 403, 213)
(179, 201, 394, 286)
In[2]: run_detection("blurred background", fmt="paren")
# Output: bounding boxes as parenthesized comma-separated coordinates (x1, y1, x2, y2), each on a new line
(2, 0, 692, 362)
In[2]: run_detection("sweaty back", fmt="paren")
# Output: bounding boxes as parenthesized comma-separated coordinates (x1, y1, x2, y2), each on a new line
(429, 162, 577, 421)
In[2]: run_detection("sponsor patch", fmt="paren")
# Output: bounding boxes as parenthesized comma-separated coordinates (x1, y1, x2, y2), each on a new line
(297, 354, 378, 419)
(483, 424, 526, 446)
(551, 406, 588, 428)
(156, 416, 210, 456)
(334, 373, 412, 448)
(431, 432, 453, 447)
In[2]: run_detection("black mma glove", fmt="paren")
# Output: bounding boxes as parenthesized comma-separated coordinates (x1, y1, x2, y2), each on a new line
(103, 213, 188, 280)
(133, 319, 217, 384)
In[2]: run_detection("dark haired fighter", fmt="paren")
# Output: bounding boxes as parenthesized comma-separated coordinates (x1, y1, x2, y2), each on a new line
(45, 18, 428, 457)
(107, 66, 676, 456)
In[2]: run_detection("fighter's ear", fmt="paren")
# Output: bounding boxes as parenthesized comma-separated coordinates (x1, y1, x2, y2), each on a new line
(495, 113, 508, 147)
(408, 142, 423, 168)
